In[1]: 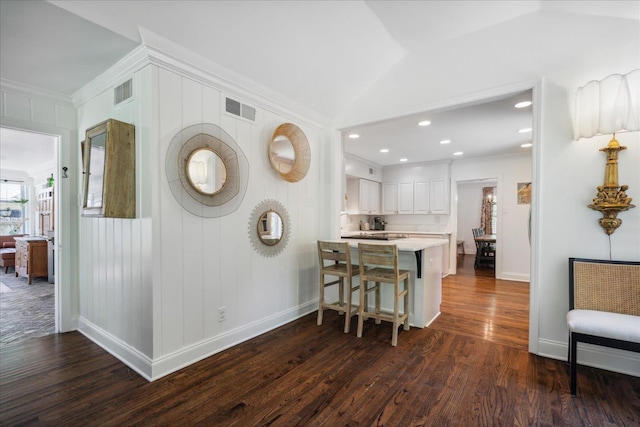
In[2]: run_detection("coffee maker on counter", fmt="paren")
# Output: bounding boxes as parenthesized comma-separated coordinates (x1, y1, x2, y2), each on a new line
(373, 217, 386, 230)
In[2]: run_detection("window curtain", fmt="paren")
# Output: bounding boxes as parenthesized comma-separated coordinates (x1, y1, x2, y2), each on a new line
(480, 187, 495, 235)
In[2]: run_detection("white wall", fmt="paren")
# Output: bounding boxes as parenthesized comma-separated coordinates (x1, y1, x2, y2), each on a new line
(451, 154, 531, 282)
(74, 46, 335, 380)
(0, 80, 78, 333)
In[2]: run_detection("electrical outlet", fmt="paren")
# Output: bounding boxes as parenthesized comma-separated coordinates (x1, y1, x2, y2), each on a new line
(218, 306, 226, 322)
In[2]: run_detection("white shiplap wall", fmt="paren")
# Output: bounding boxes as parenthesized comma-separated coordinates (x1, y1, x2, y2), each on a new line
(77, 60, 333, 380)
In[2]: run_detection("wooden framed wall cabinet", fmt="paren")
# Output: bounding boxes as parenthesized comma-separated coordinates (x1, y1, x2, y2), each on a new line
(82, 119, 135, 218)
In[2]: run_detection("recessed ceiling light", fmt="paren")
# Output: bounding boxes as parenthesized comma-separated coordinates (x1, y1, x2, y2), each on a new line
(440, 139, 451, 144)
(399, 158, 408, 162)
(521, 143, 533, 148)
(515, 101, 532, 108)
(453, 151, 463, 156)
(518, 128, 532, 133)
(348, 133, 359, 139)
(418, 120, 431, 127)
(380, 148, 389, 153)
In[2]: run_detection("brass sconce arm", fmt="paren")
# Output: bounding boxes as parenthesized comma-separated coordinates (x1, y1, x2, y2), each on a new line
(587, 135, 635, 235)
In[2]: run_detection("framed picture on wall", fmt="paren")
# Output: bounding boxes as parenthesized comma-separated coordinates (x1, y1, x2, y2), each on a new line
(517, 182, 531, 204)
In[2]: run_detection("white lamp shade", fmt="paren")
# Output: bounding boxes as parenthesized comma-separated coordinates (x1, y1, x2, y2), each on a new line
(573, 69, 640, 140)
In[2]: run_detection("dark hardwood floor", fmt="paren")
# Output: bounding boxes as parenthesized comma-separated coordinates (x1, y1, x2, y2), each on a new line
(1, 254, 638, 426)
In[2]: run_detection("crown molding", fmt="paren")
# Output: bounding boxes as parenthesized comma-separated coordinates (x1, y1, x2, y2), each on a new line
(71, 44, 151, 108)
(72, 26, 328, 130)
(137, 26, 328, 130)
(1, 78, 73, 107)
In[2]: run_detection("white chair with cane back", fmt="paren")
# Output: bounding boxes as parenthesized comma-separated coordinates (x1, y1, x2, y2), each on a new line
(317, 241, 360, 333)
(567, 257, 640, 395)
(357, 243, 410, 346)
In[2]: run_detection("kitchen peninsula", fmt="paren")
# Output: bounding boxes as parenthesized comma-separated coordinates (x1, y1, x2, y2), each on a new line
(338, 235, 448, 328)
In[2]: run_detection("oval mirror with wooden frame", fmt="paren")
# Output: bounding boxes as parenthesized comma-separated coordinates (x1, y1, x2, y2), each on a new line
(269, 123, 310, 183)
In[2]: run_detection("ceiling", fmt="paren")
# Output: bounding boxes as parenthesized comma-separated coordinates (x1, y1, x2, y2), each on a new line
(0, 1, 637, 171)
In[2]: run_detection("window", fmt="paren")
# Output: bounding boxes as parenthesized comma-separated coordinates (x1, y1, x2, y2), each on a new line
(0, 181, 28, 235)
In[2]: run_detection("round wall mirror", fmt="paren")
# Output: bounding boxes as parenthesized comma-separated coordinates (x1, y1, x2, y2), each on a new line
(269, 123, 310, 183)
(166, 123, 249, 218)
(257, 211, 283, 246)
(248, 199, 291, 257)
(186, 148, 227, 195)
(269, 136, 295, 174)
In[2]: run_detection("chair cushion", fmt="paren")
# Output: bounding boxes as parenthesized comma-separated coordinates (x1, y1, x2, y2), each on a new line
(0, 248, 16, 260)
(567, 309, 640, 343)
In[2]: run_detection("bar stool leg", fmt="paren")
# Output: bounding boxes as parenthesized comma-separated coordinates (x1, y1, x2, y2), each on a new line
(375, 281, 382, 324)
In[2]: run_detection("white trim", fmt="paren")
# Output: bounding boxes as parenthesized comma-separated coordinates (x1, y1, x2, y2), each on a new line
(538, 338, 640, 377)
(500, 272, 530, 282)
(0, 78, 74, 107)
(78, 317, 154, 381)
(79, 301, 317, 382)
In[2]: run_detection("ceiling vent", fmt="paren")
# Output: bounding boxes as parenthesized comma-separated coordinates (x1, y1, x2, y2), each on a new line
(225, 97, 256, 122)
(114, 79, 133, 105)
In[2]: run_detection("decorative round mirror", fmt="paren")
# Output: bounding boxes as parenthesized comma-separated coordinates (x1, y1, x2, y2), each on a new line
(249, 199, 291, 257)
(269, 123, 310, 183)
(166, 123, 249, 218)
(186, 148, 227, 195)
(257, 211, 283, 246)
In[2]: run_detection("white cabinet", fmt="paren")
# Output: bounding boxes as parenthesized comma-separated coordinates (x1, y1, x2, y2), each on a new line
(429, 178, 449, 214)
(414, 180, 430, 214)
(347, 178, 380, 214)
(382, 183, 397, 214)
(382, 179, 449, 214)
(382, 181, 414, 214)
(397, 181, 414, 214)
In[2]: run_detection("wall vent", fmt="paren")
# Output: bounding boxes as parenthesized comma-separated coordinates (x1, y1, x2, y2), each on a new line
(225, 97, 256, 122)
(369, 168, 377, 176)
(114, 79, 133, 105)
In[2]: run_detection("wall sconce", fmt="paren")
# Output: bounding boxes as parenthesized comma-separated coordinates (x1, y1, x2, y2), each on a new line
(574, 69, 639, 235)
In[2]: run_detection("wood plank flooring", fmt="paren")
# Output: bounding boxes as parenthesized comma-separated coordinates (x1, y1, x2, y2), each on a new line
(1, 254, 638, 426)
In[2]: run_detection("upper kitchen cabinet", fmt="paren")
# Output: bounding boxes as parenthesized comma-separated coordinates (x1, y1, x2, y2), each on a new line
(428, 178, 449, 214)
(383, 178, 449, 215)
(346, 178, 380, 215)
(382, 181, 413, 214)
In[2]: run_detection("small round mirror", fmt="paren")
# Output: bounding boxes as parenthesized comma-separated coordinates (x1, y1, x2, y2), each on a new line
(186, 148, 227, 195)
(257, 210, 283, 246)
(269, 136, 295, 174)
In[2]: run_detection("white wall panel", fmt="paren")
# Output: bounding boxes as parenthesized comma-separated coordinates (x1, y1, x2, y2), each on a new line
(76, 67, 155, 363)
(157, 68, 185, 356)
(31, 99, 56, 126)
(74, 54, 330, 378)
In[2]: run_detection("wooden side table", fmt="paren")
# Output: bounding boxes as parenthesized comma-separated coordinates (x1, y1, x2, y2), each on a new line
(14, 237, 48, 284)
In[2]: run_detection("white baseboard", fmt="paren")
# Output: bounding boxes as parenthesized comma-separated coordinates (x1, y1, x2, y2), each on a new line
(498, 272, 530, 282)
(538, 338, 640, 377)
(78, 317, 154, 381)
(79, 301, 317, 382)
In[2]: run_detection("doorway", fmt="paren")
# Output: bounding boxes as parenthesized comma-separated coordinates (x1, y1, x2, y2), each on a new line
(0, 127, 58, 343)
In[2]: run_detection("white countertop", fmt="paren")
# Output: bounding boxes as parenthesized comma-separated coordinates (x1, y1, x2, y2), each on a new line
(339, 237, 449, 252)
(341, 230, 450, 237)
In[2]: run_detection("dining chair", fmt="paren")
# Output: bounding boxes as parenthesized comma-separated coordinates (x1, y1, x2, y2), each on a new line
(472, 228, 495, 269)
(317, 240, 360, 333)
(357, 243, 410, 346)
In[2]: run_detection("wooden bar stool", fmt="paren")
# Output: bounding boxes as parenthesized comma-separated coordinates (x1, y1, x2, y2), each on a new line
(317, 241, 360, 333)
(357, 243, 410, 346)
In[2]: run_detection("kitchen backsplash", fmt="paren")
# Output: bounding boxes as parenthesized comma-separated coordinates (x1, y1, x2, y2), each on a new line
(341, 213, 451, 233)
